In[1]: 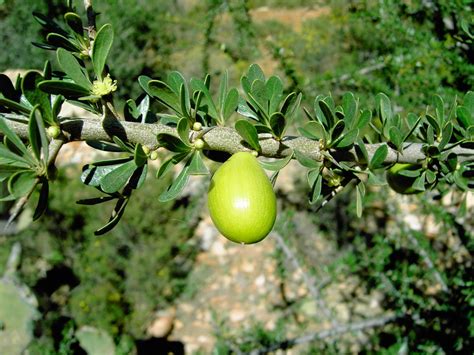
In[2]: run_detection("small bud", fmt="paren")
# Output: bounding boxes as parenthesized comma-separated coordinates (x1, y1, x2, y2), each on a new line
(192, 122, 203, 131)
(251, 151, 259, 157)
(150, 151, 159, 160)
(142, 145, 151, 155)
(47, 126, 61, 139)
(194, 139, 205, 150)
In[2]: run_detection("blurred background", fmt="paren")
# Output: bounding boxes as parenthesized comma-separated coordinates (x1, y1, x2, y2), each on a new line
(0, 0, 472, 353)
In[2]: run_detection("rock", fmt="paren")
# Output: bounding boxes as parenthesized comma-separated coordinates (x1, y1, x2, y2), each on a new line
(146, 307, 176, 338)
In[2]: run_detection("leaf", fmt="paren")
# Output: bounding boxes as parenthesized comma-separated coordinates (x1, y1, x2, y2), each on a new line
(112, 136, 134, 153)
(309, 173, 322, 205)
(412, 172, 426, 191)
(218, 70, 229, 110)
(247, 64, 265, 83)
(389, 126, 403, 151)
(439, 122, 453, 151)
(456, 106, 472, 129)
(0, 98, 31, 115)
(92, 24, 114, 79)
(177, 117, 191, 146)
(280, 92, 302, 120)
(190, 78, 219, 121)
(237, 99, 259, 120)
(432, 94, 445, 125)
(33, 180, 49, 220)
(38, 80, 91, 98)
(266, 75, 283, 114)
(318, 99, 335, 130)
(179, 83, 191, 118)
(64, 12, 83, 35)
(270, 112, 286, 139)
(159, 164, 190, 202)
(235, 119, 260, 151)
(376, 93, 392, 123)
(100, 160, 137, 193)
(148, 80, 181, 114)
(28, 106, 49, 162)
(259, 153, 293, 171)
(156, 152, 189, 179)
(426, 114, 440, 136)
(294, 150, 321, 169)
(355, 183, 364, 217)
(222, 88, 239, 122)
(298, 121, 326, 141)
(77, 195, 115, 205)
(356, 109, 371, 131)
(157, 133, 192, 153)
(57, 48, 92, 89)
(342, 92, 357, 128)
(334, 128, 359, 148)
(22, 71, 54, 125)
(0, 74, 20, 101)
(86, 140, 122, 152)
(129, 164, 148, 190)
(0, 116, 28, 156)
(369, 144, 388, 170)
(46, 33, 80, 52)
(94, 197, 129, 235)
(329, 120, 345, 145)
(8, 171, 37, 198)
(80, 158, 132, 187)
(188, 151, 209, 175)
(75, 326, 116, 355)
(134, 144, 148, 167)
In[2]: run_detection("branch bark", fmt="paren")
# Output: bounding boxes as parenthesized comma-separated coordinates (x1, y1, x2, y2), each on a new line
(2, 115, 473, 165)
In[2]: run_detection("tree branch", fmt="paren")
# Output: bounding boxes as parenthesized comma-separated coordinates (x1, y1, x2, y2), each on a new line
(2, 114, 473, 164)
(249, 314, 400, 354)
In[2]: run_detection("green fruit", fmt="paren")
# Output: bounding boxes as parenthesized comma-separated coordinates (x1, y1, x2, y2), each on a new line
(46, 126, 61, 139)
(386, 163, 420, 194)
(207, 152, 277, 244)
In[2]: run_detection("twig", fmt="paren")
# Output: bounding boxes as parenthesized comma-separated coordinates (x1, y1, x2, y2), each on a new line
(84, 0, 97, 40)
(249, 314, 400, 354)
(272, 232, 338, 327)
(5, 242, 22, 278)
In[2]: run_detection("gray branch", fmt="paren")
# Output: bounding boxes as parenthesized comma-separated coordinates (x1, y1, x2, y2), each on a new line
(2, 115, 473, 164)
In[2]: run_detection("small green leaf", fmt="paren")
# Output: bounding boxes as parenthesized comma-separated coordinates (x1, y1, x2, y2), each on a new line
(57, 48, 92, 90)
(334, 128, 359, 148)
(22, 71, 54, 125)
(433, 94, 445, 125)
(259, 153, 293, 171)
(237, 99, 259, 120)
(439, 122, 453, 151)
(266, 75, 283, 114)
(134, 144, 148, 167)
(94, 197, 129, 235)
(369, 144, 388, 170)
(309, 172, 322, 205)
(179, 83, 191, 118)
(0, 116, 28, 156)
(318, 99, 335, 130)
(218, 70, 229, 110)
(46, 33, 80, 52)
(159, 164, 190, 202)
(298, 121, 326, 141)
(342, 92, 357, 128)
(157, 133, 192, 153)
(64, 12, 83, 34)
(77, 195, 116, 205)
(355, 183, 364, 217)
(177, 117, 191, 146)
(38, 80, 91, 98)
(235, 120, 260, 151)
(0, 98, 31, 115)
(270, 112, 286, 139)
(92, 24, 114, 79)
(329, 120, 345, 145)
(112, 136, 134, 153)
(294, 150, 321, 169)
(190, 78, 219, 121)
(389, 126, 403, 151)
(8, 171, 37, 198)
(148, 80, 182, 114)
(456, 106, 472, 129)
(33, 180, 49, 220)
(188, 151, 209, 175)
(412, 172, 426, 191)
(355, 139, 369, 164)
(247, 64, 265, 83)
(29, 106, 49, 162)
(222, 88, 239, 122)
(356, 109, 371, 131)
(426, 114, 441, 136)
(86, 140, 122, 152)
(100, 160, 137, 193)
(280, 92, 302, 120)
(156, 152, 189, 179)
(376, 93, 392, 124)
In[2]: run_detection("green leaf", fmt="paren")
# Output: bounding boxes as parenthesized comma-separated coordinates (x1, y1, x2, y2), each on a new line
(309, 172, 322, 205)
(318, 99, 335, 130)
(86, 140, 122, 152)
(46, 33, 80, 52)
(159, 164, 190, 202)
(439, 122, 453, 151)
(0, 98, 31, 115)
(38, 80, 91, 98)
(259, 153, 293, 171)
(0, 74, 20, 101)
(148, 80, 181, 114)
(235, 119, 260, 151)
(22, 71, 54, 125)
(190, 78, 219, 121)
(156, 152, 189, 179)
(412, 172, 426, 191)
(389, 126, 403, 151)
(355, 183, 364, 217)
(456, 106, 472, 129)
(28, 106, 49, 162)
(218, 70, 229, 110)
(342, 92, 357, 128)
(334, 128, 359, 148)
(280, 92, 302, 120)
(80, 158, 132, 187)
(134, 144, 148, 167)
(64, 12, 83, 35)
(77, 195, 116, 205)
(157, 133, 192, 153)
(94, 197, 129, 235)
(0, 116, 28, 156)
(100, 160, 137, 193)
(222, 88, 239, 122)
(329, 120, 345, 145)
(432, 94, 445, 125)
(269, 112, 286, 139)
(33, 180, 49, 220)
(356, 109, 371, 131)
(298, 121, 326, 141)
(92, 24, 114, 79)
(179, 83, 191, 118)
(112, 136, 134, 153)
(188, 151, 209, 175)
(426, 114, 441, 136)
(57, 48, 92, 90)
(266, 75, 283, 114)
(294, 150, 321, 169)
(8, 171, 37, 198)
(237, 99, 259, 120)
(369, 144, 388, 170)
(376, 93, 392, 123)
(177, 117, 191, 146)
(247, 64, 265, 83)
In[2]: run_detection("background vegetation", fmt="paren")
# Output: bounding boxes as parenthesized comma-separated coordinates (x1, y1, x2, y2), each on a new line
(0, 0, 472, 353)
